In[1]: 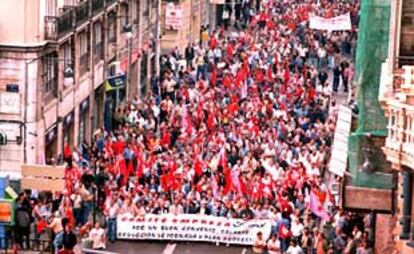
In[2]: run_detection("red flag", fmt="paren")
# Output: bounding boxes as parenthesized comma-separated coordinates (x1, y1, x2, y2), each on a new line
(119, 158, 129, 186)
(207, 113, 215, 130)
(283, 67, 290, 86)
(278, 223, 292, 239)
(197, 101, 204, 121)
(222, 74, 232, 89)
(161, 130, 170, 147)
(136, 153, 144, 178)
(210, 67, 217, 87)
(239, 176, 249, 195)
(160, 174, 170, 191)
(218, 148, 228, 169)
(266, 66, 273, 82)
(194, 157, 203, 177)
(223, 169, 232, 195)
(309, 190, 330, 220)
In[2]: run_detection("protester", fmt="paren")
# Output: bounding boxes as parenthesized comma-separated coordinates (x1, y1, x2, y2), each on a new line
(49, 211, 64, 253)
(267, 234, 281, 254)
(286, 239, 303, 254)
(253, 232, 266, 254)
(60, 225, 77, 254)
(89, 222, 106, 250)
(15, 194, 31, 249)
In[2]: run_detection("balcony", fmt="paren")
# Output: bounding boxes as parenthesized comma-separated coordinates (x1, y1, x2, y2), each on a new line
(383, 102, 414, 170)
(76, 0, 91, 26)
(106, 0, 117, 6)
(44, 9, 74, 40)
(92, 0, 105, 15)
(59, 9, 75, 36)
(44, 0, 116, 41)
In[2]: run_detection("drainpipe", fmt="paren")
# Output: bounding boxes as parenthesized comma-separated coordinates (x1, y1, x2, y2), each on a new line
(24, 59, 39, 164)
(24, 61, 29, 164)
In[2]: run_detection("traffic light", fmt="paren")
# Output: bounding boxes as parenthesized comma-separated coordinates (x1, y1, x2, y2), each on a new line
(0, 132, 7, 145)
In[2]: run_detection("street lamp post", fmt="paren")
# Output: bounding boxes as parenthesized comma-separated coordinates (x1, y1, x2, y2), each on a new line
(123, 24, 133, 102)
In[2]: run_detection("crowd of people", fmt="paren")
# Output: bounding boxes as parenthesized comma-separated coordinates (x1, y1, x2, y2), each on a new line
(13, 0, 375, 253)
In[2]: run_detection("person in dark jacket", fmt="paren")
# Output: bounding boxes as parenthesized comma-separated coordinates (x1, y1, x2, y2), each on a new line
(185, 43, 195, 68)
(61, 224, 77, 254)
(15, 196, 31, 249)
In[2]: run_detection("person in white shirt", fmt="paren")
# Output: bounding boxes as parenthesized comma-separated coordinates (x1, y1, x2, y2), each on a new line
(105, 198, 119, 243)
(285, 239, 303, 254)
(291, 217, 304, 240)
(252, 232, 266, 254)
(89, 222, 106, 250)
(267, 234, 281, 254)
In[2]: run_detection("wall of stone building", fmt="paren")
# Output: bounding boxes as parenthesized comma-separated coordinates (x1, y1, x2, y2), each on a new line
(0, 51, 42, 178)
(375, 214, 397, 254)
(393, 170, 414, 254)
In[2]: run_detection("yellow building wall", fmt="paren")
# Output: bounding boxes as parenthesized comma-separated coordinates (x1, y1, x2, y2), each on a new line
(161, 0, 202, 54)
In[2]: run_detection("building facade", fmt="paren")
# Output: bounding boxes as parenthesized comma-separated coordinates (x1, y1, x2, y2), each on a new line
(161, 0, 213, 53)
(379, 0, 414, 253)
(0, 0, 159, 179)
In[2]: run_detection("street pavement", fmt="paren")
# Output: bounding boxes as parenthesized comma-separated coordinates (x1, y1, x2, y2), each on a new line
(106, 241, 248, 254)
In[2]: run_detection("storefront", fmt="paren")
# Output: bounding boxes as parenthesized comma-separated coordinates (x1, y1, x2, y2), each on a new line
(79, 98, 89, 144)
(62, 111, 75, 149)
(140, 52, 148, 96)
(104, 74, 126, 131)
(45, 125, 58, 165)
(93, 84, 105, 134)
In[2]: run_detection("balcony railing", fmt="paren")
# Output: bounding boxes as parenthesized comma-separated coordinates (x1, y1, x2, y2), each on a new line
(44, 0, 119, 41)
(385, 103, 414, 167)
(398, 56, 414, 68)
(58, 9, 75, 36)
(45, 16, 58, 40)
(107, 0, 117, 6)
(76, 0, 91, 26)
(92, 0, 105, 14)
(44, 8, 74, 40)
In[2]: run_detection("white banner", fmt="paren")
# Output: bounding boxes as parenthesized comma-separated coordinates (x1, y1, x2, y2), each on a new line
(210, 0, 225, 4)
(117, 214, 272, 245)
(165, 4, 184, 30)
(309, 13, 352, 31)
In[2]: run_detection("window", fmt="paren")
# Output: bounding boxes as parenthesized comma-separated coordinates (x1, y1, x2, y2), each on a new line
(400, 0, 414, 65)
(94, 22, 103, 62)
(123, 5, 130, 28)
(43, 53, 58, 96)
(79, 32, 89, 74)
(131, 0, 137, 23)
(63, 42, 74, 72)
(108, 12, 117, 43)
(143, 0, 150, 17)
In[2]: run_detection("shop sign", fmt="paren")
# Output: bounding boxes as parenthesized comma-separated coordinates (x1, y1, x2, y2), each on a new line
(105, 74, 127, 92)
(0, 199, 14, 225)
(45, 125, 58, 146)
(165, 3, 184, 30)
